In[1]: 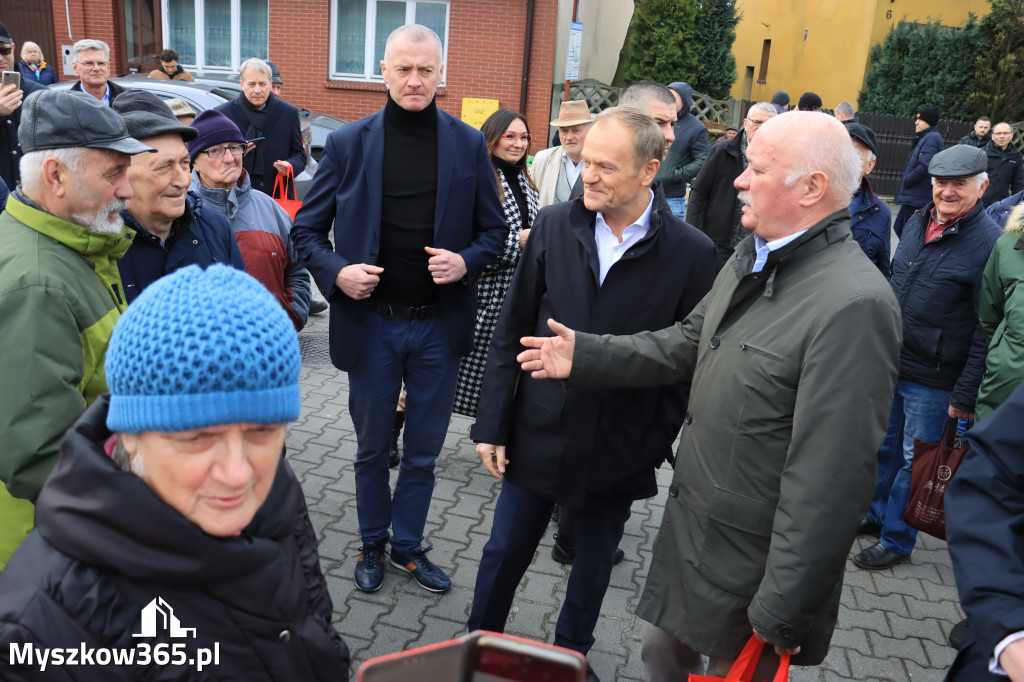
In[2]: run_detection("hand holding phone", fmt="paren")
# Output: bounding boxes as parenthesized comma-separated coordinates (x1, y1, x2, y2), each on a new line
(0, 72, 23, 117)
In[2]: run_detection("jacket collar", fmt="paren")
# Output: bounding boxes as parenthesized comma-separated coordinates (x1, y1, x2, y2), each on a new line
(6, 193, 134, 259)
(732, 209, 852, 297)
(567, 184, 669, 285)
(190, 170, 251, 220)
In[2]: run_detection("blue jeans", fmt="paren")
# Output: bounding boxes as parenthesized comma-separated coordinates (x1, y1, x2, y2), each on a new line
(347, 312, 460, 552)
(665, 196, 686, 221)
(867, 378, 950, 555)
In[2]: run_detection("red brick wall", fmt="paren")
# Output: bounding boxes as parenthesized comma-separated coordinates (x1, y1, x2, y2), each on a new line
(270, 0, 558, 157)
(50, 0, 123, 79)
(49, 0, 559, 156)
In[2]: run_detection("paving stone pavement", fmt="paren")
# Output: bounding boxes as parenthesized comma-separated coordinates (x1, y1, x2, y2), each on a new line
(295, 309, 963, 681)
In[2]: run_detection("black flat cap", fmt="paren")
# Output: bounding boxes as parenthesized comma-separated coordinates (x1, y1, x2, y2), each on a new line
(929, 144, 987, 178)
(846, 123, 877, 155)
(112, 90, 199, 142)
(19, 89, 155, 155)
(0, 22, 11, 45)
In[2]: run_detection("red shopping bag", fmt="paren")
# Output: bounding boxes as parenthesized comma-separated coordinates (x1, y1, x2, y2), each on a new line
(273, 165, 302, 220)
(904, 418, 970, 540)
(689, 635, 789, 682)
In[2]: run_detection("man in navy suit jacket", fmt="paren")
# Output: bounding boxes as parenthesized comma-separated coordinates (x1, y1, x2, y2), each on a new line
(292, 24, 506, 596)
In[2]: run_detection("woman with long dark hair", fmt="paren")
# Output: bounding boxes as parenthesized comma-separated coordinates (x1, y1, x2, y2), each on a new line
(453, 109, 538, 418)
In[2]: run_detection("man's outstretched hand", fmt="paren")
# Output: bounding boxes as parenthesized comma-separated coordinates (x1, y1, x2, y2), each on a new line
(517, 319, 576, 380)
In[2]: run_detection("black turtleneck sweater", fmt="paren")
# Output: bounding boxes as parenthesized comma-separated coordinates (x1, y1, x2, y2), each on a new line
(374, 95, 439, 306)
(493, 155, 531, 229)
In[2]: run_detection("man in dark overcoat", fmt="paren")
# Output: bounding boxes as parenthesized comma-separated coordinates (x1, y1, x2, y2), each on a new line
(469, 106, 715, 681)
(215, 58, 306, 195)
(516, 112, 902, 679)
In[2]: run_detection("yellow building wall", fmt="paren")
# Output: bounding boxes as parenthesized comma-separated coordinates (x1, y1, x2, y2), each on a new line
(730, 0, 991, 109)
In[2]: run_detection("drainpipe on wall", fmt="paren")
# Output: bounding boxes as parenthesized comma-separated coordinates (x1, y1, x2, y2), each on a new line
(519, 0, 535, 114)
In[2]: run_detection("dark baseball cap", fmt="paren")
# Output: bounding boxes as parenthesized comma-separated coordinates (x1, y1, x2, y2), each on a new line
(929, 145, 987, 179)
(846, 123, 877, 155)
(266, 60, 284, 85)
(112, 90, 199, 142)
(19, 89, 155, 155)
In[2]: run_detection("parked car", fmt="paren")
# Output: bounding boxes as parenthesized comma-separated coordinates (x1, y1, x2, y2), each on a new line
(190, 77, 347, 163)
(50, 76, 321, 199)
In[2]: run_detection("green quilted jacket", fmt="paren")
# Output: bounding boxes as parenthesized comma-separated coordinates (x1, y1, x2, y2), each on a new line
(0, 195, 132, 500)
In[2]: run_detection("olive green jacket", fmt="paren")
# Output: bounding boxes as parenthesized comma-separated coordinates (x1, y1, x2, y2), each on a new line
(0, 195, 132, 501)
(977, 203, 1024, 422)
(568, 211, 902, 664)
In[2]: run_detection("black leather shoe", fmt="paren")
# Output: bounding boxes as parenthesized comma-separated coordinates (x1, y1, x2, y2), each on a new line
(853, 542, 911, 570)
(354, 544, 385, 592)
(857, 518, 882, 538)
(309, 299, 328, 315)
(388, 411, 404, 469)
(949, 618, 970, 649)
(585, 665, 600, 682)
(551, 533, 575, 564)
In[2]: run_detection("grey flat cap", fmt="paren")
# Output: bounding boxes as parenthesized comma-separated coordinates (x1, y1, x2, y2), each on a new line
(112, 90, 199, 142)
(929, 144, 987, 178)
(19, 90, 155, 155)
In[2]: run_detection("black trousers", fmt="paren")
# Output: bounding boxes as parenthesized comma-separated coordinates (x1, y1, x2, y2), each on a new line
(467, 480, 631, 655)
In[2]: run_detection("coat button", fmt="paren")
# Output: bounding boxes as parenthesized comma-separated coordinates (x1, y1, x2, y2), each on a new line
(370, 252, 377, 259)
(278, 629, 291, 642)
(668, 485, 679, 497)
(684, 412, 693, 425)
(192, 239, 199, 245)
(709, 336, 720, 349)
(781, 625, 794, 638)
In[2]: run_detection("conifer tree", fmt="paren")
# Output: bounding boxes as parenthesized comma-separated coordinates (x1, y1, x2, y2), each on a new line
(620, 0, 702, 87)
(970, 0, 1024, 122)
(694, 0, 739, 99)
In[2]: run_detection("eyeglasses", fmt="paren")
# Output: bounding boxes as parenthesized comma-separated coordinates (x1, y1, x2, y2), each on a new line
(993, 131, 1013, 135)
(76, 60, 108, 69)
(502, 133, 532, 144)
(745, 117, 769, 127)
(201, 144, 246, 159)
(0, 47, 11, 56)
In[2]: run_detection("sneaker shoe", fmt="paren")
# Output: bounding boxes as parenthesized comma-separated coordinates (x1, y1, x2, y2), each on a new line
(309, 299, 328, 315)
(354, 544, 385, 592)
(390, 547, 451, 593)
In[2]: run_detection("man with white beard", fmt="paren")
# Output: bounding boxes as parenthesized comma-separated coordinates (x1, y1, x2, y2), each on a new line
(0, 89, 154, 569)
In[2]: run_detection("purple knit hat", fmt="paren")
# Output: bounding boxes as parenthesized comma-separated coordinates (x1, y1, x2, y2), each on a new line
(187, 109, 245, 161)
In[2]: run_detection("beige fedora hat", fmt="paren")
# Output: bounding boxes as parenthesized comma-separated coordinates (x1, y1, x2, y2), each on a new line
(550, 100, 594, 127)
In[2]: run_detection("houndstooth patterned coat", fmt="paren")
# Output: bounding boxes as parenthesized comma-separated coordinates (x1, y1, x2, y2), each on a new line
(453, 169, 538, 417)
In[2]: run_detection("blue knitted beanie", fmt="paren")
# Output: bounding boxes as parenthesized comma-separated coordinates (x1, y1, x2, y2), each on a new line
(105, 264, 301, 433)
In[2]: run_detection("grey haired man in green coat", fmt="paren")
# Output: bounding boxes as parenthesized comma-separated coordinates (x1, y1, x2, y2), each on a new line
(0, 89, 153, 568)
(517, 112, 902, 678)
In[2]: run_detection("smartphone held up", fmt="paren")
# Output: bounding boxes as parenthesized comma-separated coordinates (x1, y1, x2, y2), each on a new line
(357, 631, 587, 682)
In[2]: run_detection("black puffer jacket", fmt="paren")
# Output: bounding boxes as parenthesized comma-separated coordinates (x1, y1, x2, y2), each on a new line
(890, 201, 1002, 410)
(0, 396, 349, 681)
(982, 140, 1024, 207)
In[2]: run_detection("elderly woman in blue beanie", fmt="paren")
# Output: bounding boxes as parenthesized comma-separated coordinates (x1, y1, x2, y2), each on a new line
(0, 265, 349, 680)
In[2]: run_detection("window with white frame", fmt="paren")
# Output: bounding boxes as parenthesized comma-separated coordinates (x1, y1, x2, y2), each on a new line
(331, 0, 449, 81)
(163, 0, 268, 73)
